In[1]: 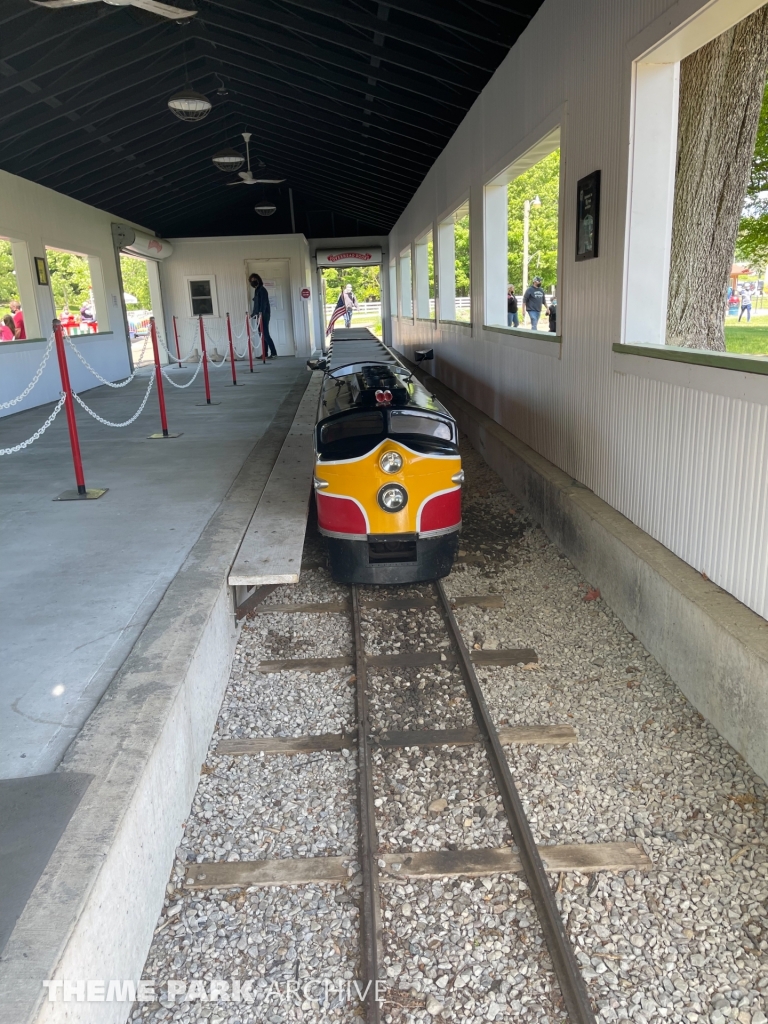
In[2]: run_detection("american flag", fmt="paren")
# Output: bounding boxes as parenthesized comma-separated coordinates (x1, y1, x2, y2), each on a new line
(325, 300, 346, 336)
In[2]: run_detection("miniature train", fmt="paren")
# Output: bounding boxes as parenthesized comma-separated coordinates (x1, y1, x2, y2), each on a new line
(308, 331, 462, 584)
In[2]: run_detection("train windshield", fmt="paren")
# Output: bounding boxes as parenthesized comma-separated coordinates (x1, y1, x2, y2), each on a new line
(320, 411, 385, 445)
(389, 410, 455, 442)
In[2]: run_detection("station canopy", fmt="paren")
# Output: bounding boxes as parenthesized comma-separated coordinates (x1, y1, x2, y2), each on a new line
(0, 0, 543, 237)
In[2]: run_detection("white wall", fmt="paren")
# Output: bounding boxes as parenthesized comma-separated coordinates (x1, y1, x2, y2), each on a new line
(389, 0, 768, 620)
(159, 235, 315, 359)
(0, 170, 140, 418)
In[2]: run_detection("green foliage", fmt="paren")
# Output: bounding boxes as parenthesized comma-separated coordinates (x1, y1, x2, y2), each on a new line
(736, 80, 768, 271)
(723, 320, 768, 355)
(322, 266, 380, 305)
(46, 248, 92, 316)
(0, 240, 20, 305)
(120, 255, 152, 309)
(507, 149, 560, 291)
(454, 215, 470, 296)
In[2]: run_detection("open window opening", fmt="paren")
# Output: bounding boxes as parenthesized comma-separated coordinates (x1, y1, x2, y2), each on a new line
(321, 265, 381, 335)
(45, 245, 109, 339)
(484, 130, 560, 334)
(438, 202, 470, 323)
(625, 3, 768, 359)
(414, 229, 435, 320)
(388, 260, 397, 319)
(399, 248, 412, 318)
(0, 238, 24, 341)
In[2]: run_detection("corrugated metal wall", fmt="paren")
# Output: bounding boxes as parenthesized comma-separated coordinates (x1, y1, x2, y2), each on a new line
(390, 0, 768, 620)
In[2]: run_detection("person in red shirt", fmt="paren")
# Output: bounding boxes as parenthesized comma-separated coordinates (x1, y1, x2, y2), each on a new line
(1, 315, 16, 341)
(9, 300, 25, 339)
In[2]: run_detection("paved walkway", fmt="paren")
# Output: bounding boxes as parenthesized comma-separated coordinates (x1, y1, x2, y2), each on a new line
(0, 358, 306, 779)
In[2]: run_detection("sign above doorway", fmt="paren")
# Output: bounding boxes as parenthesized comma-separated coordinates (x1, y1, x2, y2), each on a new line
(315, 247, 382, 267)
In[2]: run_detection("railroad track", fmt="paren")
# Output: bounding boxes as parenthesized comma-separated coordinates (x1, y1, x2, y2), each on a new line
(185, 574, 651, 1023)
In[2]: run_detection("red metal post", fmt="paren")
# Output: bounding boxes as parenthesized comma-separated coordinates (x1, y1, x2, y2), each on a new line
(150, 318, 170, 437)
(245, 313, 254, 373)
(199, 315, 212, 404)
(172, 315, 182, 368)
(258, 313, 267, 363)
(226, 312, 238, 385)
(53, 319, 86, 495)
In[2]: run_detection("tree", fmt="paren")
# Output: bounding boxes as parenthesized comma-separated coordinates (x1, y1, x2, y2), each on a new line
(454, 215, 470, 296)
(667, 7, 768, 350)
(0, 240, 20, 307)
(120, 255, 152, 309)
(736, 78, 768, 271)
(322, 265, 380, 305)
(46, 249, 92, 315)
(507, 150, 560, 292)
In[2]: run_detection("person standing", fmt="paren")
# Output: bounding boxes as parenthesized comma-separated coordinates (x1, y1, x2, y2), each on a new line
(522, 276, 546, 330)
(507, 286, 518, 328)
(739, 288, 753, 322)
(1, 314, 17, 340)
(342, 283, 358, 328)
(249, 273, 277, 358)
(9, 300, 26, 340)
(548, 286, 557, 333)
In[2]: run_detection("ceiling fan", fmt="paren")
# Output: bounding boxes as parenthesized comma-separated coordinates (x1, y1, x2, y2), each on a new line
(30, 0, 196, 20)
(229, 133, 285, 186)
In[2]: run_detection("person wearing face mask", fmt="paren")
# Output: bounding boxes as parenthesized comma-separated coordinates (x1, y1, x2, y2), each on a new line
(249, 273, 277, 358)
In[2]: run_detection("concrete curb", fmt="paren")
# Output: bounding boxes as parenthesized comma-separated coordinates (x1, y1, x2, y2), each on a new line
(0, 369, 311, 1024)
(418, 367, 768, 784)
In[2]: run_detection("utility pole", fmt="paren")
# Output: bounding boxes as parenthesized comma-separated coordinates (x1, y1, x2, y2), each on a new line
(522, 195, 542, 293)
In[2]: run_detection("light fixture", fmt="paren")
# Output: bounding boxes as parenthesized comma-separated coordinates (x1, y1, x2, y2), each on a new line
(212, 147, 244, 172)
(379, 451, 403, 474)
(167, 88, 211, 122)
(215, 74, 229, 97)
(377, 483, 408, 512)
(532, 195, 542, 207)
(254, 200, 276, 217)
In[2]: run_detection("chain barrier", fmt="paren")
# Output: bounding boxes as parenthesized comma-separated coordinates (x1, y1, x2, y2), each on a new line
(203, 326, 231, 367)
(0, 335, 55, 410)
(66, 334, 149, 387)
(0, 393, 67, 455)
(72, 373, 155, 428)
(161, 357, 204, 389)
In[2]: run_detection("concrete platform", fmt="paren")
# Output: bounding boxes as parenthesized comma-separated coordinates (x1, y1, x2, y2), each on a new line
(0, 360, 306, 779)
(0, 363, 312, 1024)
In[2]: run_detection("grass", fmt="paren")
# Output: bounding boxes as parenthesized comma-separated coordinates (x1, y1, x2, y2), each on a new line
(723, 319, 768, 356)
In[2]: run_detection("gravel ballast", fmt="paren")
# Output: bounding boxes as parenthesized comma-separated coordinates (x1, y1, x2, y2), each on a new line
(132, 437, 768, 1024)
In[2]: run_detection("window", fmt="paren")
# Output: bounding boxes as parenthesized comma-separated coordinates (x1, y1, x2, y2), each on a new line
(389, 261, 397, 318)
(484, 130, 560, 333)
(624, 8, 768, 359)
(438, 201, 470, 322)
(0, 238, 21, 340)
(186, 276, 218, 317)
(414, 230, 435, 320)
(399, 248, 412, 318)
(45, 245, 100, 329)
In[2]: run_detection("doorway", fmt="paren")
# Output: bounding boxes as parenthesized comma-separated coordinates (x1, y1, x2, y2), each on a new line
(245, 259, 295, 356)
(119, 253, 168, 366)
(320, 265, 381, 336)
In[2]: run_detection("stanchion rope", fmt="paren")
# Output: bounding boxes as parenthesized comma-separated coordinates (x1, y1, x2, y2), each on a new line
(72, 374, 155, 427)
(66, 334, 150, 387)
(0, 334, 55, 410)
(203, 326, 232, 367)
(161, 357, 204, 389)
(0, 393, 67, 455)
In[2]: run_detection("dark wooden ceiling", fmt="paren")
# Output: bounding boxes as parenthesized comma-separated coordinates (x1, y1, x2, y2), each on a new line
(0, 0, 543, 237)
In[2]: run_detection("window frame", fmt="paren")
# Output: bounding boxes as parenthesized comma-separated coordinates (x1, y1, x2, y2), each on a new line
(185, 274, 219, 319)
(399, 246, 413, 320)
(437, 197, 471, 326)
(413, 227, 436, 322)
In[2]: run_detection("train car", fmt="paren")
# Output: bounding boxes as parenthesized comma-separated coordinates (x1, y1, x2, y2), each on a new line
(308, 328, 462, 584)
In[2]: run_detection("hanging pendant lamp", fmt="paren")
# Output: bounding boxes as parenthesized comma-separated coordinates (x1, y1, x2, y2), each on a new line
(212, 147, 244, 172)
(254, 200, 277, 217)
(168, 88, 211, 121)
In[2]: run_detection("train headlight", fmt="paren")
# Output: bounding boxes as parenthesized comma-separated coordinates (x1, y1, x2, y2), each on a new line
(377, 483, 408, 512)
(379, 451, 403, 474)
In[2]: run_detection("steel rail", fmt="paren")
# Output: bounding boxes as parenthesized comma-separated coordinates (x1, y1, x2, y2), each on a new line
(350, 585, 383, 1024)
(434, 578, 597, 1024)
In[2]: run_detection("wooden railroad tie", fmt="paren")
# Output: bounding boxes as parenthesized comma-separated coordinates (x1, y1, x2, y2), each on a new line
(217, 724, 576, 756)
(246, 594, 505, 615)
(184, 842, 651, 890)
(257, 648, 537, 673)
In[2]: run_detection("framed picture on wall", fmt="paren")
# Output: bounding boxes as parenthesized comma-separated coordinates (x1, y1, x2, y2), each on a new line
(35, 256, 49, 285)
(575, 171, 600, 261)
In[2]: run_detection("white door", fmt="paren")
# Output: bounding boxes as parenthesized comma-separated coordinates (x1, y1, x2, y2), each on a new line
(246, 259, 295, 356)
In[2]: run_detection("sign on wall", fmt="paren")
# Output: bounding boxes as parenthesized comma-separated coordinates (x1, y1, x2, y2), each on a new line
(315, 247, 382, 267)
